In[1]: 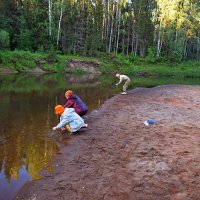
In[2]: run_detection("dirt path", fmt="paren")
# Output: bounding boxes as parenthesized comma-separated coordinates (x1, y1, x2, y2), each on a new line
(15, 85, 200, 200)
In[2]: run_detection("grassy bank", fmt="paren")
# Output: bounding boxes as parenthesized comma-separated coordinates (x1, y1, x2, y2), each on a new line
(0, 50, 200, 78)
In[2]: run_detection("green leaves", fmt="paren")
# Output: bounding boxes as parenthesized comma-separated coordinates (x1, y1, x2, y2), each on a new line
(0, 29, 10, 50)
(0, 0, 199, 60)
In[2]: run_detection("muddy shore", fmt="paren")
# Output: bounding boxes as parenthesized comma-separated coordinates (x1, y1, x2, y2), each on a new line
(15, 85, 200, 200)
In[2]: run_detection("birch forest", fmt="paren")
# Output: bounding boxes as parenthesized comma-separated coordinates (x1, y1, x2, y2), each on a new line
(0, 0, 200, 60)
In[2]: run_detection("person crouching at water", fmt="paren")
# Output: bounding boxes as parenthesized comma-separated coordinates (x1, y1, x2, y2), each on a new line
(115, 73, 130, 95)
(52, 105, 88, 133)
(63, 90, 88, 116)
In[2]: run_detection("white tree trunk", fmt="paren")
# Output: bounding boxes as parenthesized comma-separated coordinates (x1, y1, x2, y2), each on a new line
(48, 0, 52, 36)
(106, 0, 110, 51)
(156, 27, 163, 57)
(116, 6, 121, 53)
(57, 0, 64, 46)
(108, 3, 114, 53)
(197, 32, 200, 61)
(102, 11, 105, 42)
(113, 2, 118, 53)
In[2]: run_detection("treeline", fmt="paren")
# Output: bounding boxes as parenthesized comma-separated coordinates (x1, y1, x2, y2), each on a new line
(0, 0, 200, 61)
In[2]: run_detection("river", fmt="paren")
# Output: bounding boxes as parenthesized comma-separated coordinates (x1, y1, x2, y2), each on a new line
(0, 73, 200, 200)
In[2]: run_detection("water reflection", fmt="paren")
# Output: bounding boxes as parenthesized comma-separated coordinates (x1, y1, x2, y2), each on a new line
(0, 73, 117, 200)
(67, 73, 101, 84)
(1, 73, 200, 199)
(0, 93, 59, 199)
(0, 165, 30, 200)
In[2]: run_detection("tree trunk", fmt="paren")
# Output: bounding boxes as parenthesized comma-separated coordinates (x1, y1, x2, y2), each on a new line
(140, 38, 146, 57)
(113, 2, 118, 53)
(126, 19, 130, 55)
(108, 3, 114, 53)
(197, 32, 200, 61)
(48, 0, 52, 36)
(102, 9, 105, 43)
(116, 6, 121, 53)
(156, 27, 163, 57)
(56, 0, 64, 46)
(131, 32, 134, 54)
(135, 35, 139, 56)
(122, 31, 125, 53)
(183, 38, 188, 59)
(106, 0, 110, 52)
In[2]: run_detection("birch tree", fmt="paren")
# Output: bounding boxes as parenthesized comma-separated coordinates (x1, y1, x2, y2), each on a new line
(108, 2, 114, 52)
(48, 0, 52, 36)
(0, 0, 200, 60)
(56, 0, 64, 46)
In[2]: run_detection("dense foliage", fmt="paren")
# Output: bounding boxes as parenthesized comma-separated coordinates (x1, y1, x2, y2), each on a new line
(0, 0, 200, 61)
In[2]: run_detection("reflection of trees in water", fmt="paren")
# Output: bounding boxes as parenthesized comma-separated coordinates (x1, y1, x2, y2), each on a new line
(66, 74, 100, 84)
(0, 73, 117, 182)
(0, 73, 67, 93)
(75, 87, 116, 112)
(25, 139, 57, 179)
(0, 73, 110, 93)
(0, 128, 59, 181)
(0, 143, 4, 174)
(0, 97, 59, 182)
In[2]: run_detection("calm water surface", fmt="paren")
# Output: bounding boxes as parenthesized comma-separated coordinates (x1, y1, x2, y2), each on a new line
(0, 73, 200, 200)
(0, 73, 119, 200)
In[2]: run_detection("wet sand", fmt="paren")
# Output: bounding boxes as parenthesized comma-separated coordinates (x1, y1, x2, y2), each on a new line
(15, 85, 200, 200)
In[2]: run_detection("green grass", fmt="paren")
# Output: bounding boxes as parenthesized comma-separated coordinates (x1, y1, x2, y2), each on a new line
(132, 76, 200, 88)
(124, 62, 200, 78)
(1, 50, 200, 78)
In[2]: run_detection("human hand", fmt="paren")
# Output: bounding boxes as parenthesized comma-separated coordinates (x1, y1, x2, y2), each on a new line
(52, 127, 57, 131)
(61, 127, 66, 131)
(115, 83, 118, 86)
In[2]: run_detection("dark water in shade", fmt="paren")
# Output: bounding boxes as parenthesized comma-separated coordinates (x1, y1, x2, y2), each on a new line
(0, 73, 200, 200)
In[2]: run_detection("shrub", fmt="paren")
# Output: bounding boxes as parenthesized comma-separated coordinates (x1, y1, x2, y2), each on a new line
(0, 30, 10, 50)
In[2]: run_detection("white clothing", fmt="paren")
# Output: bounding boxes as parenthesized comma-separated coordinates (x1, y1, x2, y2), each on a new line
(116, 75, 130, 85)
(115, 74, 131, 92)
(116, 74, 130, 85)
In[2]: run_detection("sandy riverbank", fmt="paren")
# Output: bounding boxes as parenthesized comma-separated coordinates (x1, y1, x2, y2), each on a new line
(15, 85, 200, 200)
